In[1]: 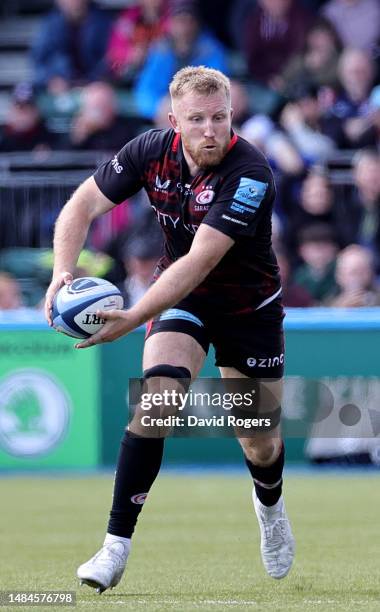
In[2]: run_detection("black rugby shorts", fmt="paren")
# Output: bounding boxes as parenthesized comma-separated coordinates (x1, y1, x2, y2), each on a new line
(145, 295, 285, 378)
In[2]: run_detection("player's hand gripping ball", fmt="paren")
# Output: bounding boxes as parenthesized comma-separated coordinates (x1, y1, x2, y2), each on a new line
(52, 277, 124, 339)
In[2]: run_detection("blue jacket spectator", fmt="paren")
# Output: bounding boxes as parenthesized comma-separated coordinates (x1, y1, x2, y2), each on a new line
(134, 0, 228, 119)
(31, 0, 112, 90)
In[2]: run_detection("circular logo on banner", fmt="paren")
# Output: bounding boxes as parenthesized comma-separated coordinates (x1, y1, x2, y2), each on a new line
(0, 369, 70, 457)
(247, 357, 257, 367)
(196, 190, 215, 205)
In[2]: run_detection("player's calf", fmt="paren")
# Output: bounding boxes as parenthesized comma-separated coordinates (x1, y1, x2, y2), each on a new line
(242, 440, 295, 579)
(77, 364, 191, 593)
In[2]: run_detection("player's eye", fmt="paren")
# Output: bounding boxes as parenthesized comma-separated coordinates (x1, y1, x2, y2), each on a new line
(190, 116, 202, 122)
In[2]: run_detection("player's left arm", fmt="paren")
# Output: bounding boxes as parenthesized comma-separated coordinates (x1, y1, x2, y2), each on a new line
(75, 224, 234, 348)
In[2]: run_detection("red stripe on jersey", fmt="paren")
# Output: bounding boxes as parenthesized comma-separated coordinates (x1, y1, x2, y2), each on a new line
(145, 319, 154, 339)
(227, 134, 238, 151)
(172, 133, 181, 152)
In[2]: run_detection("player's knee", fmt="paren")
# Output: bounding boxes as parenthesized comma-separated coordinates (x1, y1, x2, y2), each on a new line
(141, 363, 191, 393)
(241, 438, 281, 466)
(143, 364, 191, 383)
(129, 364, 192, 437)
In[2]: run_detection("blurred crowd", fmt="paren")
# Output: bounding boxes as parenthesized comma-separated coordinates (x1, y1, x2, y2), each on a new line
(1, 0, 380, 310)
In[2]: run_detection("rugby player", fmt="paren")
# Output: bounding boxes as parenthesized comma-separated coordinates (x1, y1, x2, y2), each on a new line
(45, 66, 295, 592)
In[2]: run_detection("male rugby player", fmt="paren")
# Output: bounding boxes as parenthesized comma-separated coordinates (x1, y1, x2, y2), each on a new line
(45, 66, 295, 592)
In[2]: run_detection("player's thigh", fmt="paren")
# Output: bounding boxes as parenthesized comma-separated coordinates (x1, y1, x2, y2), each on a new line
(143, 331, 206, 379)
(219, 366, 283, 407)
(219, 366, 282, 454)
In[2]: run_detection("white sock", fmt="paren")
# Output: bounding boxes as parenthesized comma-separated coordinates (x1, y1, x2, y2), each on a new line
(104, 533, 131, 548)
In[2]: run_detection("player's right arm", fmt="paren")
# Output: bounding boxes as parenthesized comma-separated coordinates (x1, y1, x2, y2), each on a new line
(45, 129, 155, 324)
(44, 176, 116, 325)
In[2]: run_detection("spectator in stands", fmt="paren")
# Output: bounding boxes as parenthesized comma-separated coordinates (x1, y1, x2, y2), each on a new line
(322, 48, 376, 148)
(0, 82, 53, 152)
(348, 85, 380, 149)
(69, 81, 139, 150)
(241, 114, 304, 175)
(329, 244, 380, 307)
(348, 149, 380, 269)
(134, 0, 228, 119)
(0, 273, 24, 310)
(107, 0, 167, 85)
(283, 170, 356, 255)
(280, 83, 336, 165)
(321, 0, 380, 54)
(294, 224, 339, 304)
(280, 18, 342, 98)
(31, 0, 112, 91)
(197, 0, 235, 49)
(122, 234, 163, 308)
(242, 0, 312, 90)
(229, 0, 256, 51)
(271, 212, 284, 254)
(101, 201, 161, 286)
(229, 81, 251, 128)
(276, 248, 315, 307)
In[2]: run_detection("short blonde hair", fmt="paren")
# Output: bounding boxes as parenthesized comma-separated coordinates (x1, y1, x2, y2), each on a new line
(169, 66, 231, 101)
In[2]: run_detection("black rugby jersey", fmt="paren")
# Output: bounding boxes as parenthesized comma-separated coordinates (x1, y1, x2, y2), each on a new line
(94, 128, 281, 314)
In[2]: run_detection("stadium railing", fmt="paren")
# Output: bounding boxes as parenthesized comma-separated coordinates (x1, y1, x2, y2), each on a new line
(0, 151, 109, 248)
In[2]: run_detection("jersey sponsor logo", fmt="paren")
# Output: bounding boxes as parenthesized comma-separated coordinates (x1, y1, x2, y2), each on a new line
(247, 354, 284, 368)
(221, 214, 248, 227)
(196, 189, 215, 205)
(130, 493, 148, 505)
(194, 205, 211, 211)
(155, 175, 171, 191)
(184, 222, 199, 235)
(233, 177, 268, 209)
(151, 205, 199, 234)
(177, 182, 193, 196)
(230, 202, 256, 215)
(151, 205, 180, 228)
(111, 155, 123, 174)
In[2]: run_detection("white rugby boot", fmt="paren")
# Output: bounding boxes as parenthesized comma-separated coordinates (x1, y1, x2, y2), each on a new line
(77, 540, 130, 594)
(253, 491, 295, 579)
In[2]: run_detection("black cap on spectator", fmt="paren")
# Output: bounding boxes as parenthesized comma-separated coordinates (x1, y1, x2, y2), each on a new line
(298, 223, 337, 245)
(12, 82, 35, 105)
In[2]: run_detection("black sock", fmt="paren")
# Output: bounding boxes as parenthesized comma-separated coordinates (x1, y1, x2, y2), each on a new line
(245, 442, 285, 507)
(107, 430, 164, 538)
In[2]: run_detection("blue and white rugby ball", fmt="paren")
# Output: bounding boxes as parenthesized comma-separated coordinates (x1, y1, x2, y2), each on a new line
(52, 277, 124, 339)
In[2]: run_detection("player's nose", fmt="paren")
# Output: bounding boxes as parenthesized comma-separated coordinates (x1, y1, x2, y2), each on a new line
(204, 120, 216, 138)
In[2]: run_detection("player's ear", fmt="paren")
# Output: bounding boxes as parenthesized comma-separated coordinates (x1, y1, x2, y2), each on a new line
(230, 107, 234, 122)
(168, 112, 180, 133)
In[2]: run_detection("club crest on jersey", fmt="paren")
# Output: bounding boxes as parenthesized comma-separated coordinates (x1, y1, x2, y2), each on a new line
(196, 188, 215, 205)
(111, 155, 123, 174)
(155, 175, 171, 191)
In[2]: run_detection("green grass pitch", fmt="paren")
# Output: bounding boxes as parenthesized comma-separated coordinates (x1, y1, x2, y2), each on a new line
(2, 473, 380, 611)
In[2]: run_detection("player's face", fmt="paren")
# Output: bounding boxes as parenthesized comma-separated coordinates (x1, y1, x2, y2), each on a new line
(169, 90, 233, 171)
